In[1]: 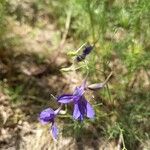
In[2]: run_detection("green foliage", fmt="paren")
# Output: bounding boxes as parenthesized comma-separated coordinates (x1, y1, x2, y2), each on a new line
(3, 83, 24, 103)
(0, 0, 21, 49)
(57, 0, 150, 149)
(0, 0, 7, 40)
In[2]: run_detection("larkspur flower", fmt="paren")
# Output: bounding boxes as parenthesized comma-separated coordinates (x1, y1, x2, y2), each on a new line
(57, 81, 95, 121)
(39, 106, 62, 140)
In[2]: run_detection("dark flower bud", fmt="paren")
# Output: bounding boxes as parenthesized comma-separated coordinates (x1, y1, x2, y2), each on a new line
(75, 44, 94, 62)
(87, 83, 104, 91)
(83, 45, 93, 55)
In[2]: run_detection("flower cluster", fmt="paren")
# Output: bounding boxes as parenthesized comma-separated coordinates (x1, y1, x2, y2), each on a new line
(38, 42, 112, 140)
(39, 81, 95, 140)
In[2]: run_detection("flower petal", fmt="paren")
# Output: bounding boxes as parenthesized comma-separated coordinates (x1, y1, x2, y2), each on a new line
(57, 94, 73, 104)
(39, 108, 55, 124)
(51, 123, 58, 140)
(38, 118, 49, 125)
(86, 101, 95, 119)
(73, 103, 81, 120)
(73, 86, 84, 97)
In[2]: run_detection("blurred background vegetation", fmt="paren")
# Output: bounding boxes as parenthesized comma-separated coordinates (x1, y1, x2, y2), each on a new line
(0, 0, 149, 150)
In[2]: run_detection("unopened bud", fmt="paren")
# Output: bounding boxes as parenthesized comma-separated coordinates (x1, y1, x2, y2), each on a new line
(87, 83, 104, 91)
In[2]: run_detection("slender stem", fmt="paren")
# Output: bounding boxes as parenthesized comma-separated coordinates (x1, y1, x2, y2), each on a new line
(121, 131, 127, 150)
(102, 71, 113, 86)
(54, 104, 63, 115)
(76, 43, 87, 52)
(106, 83, 112, 102)
(60, 9, 72, 47)
(103, 71, 112, 102)
(118, 127, 127, 150)
(50, 94, 57, 100)
(87, 0, 95, 42)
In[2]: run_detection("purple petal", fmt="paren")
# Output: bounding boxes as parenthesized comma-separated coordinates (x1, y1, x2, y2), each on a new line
(73, 80, 86, 97)
(39, 118, 49, 125)
(73, 104, 81, 120)
(78, 98, 87, 119)
(57, 94, 73, 104)
(39, 108, 55, 124)
(86, 101, 95, 119)
(51, 123, 58, 140)
(73, 86, 84, 97)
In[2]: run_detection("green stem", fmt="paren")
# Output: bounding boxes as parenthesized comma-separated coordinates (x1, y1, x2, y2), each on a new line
(87, 0, 95, 42)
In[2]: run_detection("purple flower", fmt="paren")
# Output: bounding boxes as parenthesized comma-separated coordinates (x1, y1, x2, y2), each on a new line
(39, 107, 61, 140)
(57, 82, 95, 121)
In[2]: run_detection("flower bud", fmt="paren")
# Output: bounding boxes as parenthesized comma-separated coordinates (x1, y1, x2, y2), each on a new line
(83, 45, 93, 55)
(87, 83, 104, 91)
